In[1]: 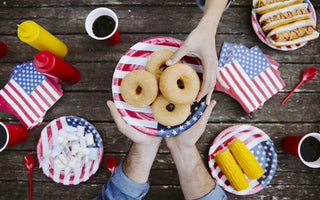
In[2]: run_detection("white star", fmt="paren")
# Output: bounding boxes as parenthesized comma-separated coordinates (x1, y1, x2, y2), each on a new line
(179, 126, 184, 130)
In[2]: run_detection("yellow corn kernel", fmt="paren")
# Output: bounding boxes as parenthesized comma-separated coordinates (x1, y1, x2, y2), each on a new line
(228, 139, 264, 179)
(214, 149, 249, 191)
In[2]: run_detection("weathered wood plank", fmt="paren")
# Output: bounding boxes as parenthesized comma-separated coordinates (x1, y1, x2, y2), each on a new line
(1, 122, 319, 155)
(1, 62, 319, 92)
(0, 7, 319, 36)
(0, 34, 319, 64)
(0, 181, 319, 200)
(0, 150, 319, 185)
(1, 0, 319, 8)
(0, 92, 319, 122)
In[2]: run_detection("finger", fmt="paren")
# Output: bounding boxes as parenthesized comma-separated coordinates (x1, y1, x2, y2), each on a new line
(107, 101, 135, 135)
(197, 60, 216, 102)
(166, 44, 189, 65)
(186, 100, 216, 139)
(205, 88, 214, 105)
(217, 72, 229, 90)
(107, 100, 123, 125)
(199, 100, 216, 124)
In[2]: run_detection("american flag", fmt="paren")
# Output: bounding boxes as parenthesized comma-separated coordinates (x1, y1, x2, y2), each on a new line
(0, 61, 63, 129)
(36, 116, 103, 185)
(208, 125, 277, 195)
(215, 43, 285, 113)
(112, 36, 206, 137)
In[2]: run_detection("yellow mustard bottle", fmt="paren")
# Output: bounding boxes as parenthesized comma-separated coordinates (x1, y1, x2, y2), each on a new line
(17, 20, 68, 58)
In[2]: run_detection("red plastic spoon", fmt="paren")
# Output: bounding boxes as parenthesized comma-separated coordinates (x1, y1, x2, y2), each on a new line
(281, 67, 317, 105)
(23, 154, 34, 200)
(106, 156, 117, 173)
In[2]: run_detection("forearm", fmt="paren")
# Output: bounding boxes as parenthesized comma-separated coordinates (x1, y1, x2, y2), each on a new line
(199, 0, 229, 34)
(169, 145, 215, 200)
(123, 142, 160, 183)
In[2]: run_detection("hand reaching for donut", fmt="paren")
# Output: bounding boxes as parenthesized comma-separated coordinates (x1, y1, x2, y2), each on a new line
(166, 0, 229, 105)
(166, 26, 227, 105)
(107, 100, 162, 146)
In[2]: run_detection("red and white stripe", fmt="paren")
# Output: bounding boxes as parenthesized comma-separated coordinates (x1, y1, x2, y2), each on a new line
(218, 60, 285, 113)
(0, 78, 62, 129)
(37, 117, 103, 185)
(208, 125, 271, 195)
(112, 37, 202, 136)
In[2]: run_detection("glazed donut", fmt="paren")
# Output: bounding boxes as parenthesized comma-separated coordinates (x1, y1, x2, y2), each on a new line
(152, 94, 191, 126)
(159, 63, 200, 104)
(120, 70, 158, 107)
(146, 49, 181, 80)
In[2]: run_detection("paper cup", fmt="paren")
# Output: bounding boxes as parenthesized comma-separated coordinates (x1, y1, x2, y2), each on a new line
(0, 41, 8, 58)
(85, 7, 120, 45)
(0, 122, 29, 152)
(282, 133, 320, 168)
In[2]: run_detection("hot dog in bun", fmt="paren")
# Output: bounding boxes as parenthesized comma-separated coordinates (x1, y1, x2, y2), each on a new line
(267, 19, 319, 46)
(253, 0, 303, 15)
(259, 3, 311, 32)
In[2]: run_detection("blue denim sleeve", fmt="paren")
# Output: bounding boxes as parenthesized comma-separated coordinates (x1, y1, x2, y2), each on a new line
(93, 164, 149, 200)
(196, 183, 228, 200)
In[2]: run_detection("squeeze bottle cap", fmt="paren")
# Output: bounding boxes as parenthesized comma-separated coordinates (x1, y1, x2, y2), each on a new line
(33, 51, 55, 72)
(17, 21, 39, 42)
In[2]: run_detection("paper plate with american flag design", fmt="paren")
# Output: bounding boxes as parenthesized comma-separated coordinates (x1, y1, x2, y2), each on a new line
(208, 125, 277, 195)
(36, 116, 103, 185)
(112, 36, 206, 137)
(251, 0, 316, 51)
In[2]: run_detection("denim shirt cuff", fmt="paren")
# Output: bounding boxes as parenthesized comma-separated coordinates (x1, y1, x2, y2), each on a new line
(196, 183, 228, 200)
(109, 164, 150, 198)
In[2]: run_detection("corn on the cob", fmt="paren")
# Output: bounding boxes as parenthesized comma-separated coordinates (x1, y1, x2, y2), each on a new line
(214, 149, 249, 191)
(228, 139, 264, 179)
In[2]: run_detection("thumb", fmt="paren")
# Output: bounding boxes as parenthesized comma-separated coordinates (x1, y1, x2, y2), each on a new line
(107, 100, 124, 126)
(199, 100, 216, 124)
(166, 44, 189, 65)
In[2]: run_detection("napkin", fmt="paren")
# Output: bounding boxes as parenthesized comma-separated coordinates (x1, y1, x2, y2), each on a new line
(215, 43, 285, 113)
(0, 61, 63, 129)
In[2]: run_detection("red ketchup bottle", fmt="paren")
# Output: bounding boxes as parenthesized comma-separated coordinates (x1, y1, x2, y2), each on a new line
(33, 51, 81, 84)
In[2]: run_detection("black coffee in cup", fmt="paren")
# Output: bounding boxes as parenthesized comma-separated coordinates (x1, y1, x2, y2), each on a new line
(92, 15, 115, 37)
(0, 124, 7, 149)
(300, 136, 320, 162)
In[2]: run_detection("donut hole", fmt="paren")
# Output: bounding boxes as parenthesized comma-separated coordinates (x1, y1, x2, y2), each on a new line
(166, 103, 175, 112)
(136, 86, 142, 95)
(177, 79, 184, 89)
(160, 64, 168, 71)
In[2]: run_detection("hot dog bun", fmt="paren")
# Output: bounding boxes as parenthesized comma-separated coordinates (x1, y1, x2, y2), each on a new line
(259, 3, 311, 32)
(253, 0, 303, 15)
(267, 19, 319, 46)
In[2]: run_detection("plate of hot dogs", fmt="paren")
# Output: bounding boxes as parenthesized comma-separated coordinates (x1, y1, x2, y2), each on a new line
(251, 0, 319, 51)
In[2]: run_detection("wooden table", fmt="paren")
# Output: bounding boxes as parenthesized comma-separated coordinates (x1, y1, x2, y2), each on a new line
(0, 0, 319, 199)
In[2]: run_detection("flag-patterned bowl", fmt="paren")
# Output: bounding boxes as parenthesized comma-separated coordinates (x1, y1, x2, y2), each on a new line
(36, 116, 103, 185)
(208, 125, 277, 195)
(112, 36, 206, 137)
(251, 0, 316, 51)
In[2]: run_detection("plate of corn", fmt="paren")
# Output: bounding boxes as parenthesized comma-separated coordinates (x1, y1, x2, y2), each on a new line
(208, 125, 277, 195)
